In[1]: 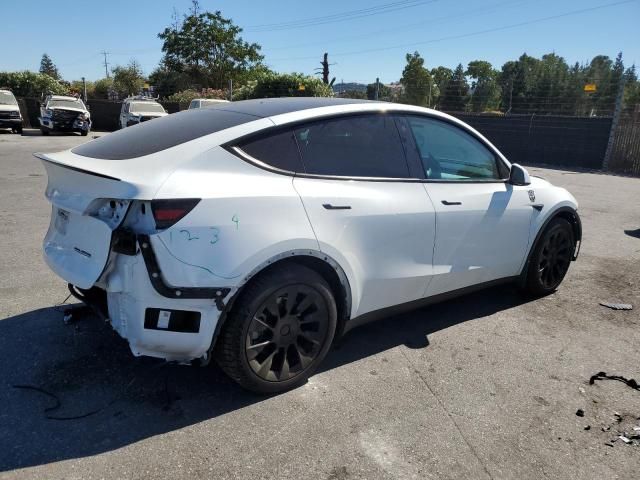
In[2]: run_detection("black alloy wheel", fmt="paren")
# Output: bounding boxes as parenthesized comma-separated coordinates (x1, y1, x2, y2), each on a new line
(537, 228, 572, 289)
(245, 284, 330, 382)
(216, 263, 337, 393)
(524, 217, 574, 295)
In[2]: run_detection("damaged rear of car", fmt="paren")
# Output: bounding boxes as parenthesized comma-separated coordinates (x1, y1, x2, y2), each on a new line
(36, 107, 275, 363)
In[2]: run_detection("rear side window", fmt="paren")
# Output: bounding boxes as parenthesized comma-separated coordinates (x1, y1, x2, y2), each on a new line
(73, 108, 260, 160)
(238, 130, 303, 172)
(294, 114, 410, 178)
(405, 116, 505, 180)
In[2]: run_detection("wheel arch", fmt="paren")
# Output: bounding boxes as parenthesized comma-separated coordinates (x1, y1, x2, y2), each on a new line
(207, 249, 352, 360)
(519, 206, 582, 282)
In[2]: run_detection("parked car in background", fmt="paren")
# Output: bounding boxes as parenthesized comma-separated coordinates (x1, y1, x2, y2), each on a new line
(36, 98, 581, 393)
(0, 89, 23, 134)
(120, 96, 167, 128)
(39, 95, 91, 136)
(188, 98, 229, 109)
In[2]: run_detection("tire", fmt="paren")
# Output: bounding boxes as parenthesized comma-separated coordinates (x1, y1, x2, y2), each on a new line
(215, 263, 337, 394)
(41, 129, 49, 136)
(16, 126, 22, 135)
(523, 217, 574, 296)
(80, 129, 89, 136)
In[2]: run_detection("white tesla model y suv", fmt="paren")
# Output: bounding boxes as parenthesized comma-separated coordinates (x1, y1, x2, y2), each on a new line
(37, 98, 581, 393)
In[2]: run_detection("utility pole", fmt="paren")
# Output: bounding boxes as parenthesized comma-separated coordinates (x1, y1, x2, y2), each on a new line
(374, 78, 380, 100)
(321, 53, 329, 84)
(81, 76, 87, 102)
(602, 75, 626, 171)
(101, 51, 110, 78)
(229, 79, 233, 101)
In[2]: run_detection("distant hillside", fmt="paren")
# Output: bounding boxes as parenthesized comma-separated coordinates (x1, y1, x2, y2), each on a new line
(332, 82, 367, 93)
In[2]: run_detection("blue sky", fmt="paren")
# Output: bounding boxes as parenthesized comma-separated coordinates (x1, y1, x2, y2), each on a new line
(2, 0, 638, 83)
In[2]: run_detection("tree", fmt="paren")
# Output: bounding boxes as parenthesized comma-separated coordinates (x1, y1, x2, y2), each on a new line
(339, 90, 367, 99)
(39, 54, 60, 80)
(233, 72, 332, 100)
(399, 52, 433, 107)
(157, 3, 264, 91)
(430, 66, 452, 108)
(440, 63, 469, 112)
(167, 88, 228, 109)
(112, 60, 145, 98)
(0, 71, 68, 97)
(623, 65, 640, 110)
(366, 82, 392, 100)
(498, 54, 542, 114)
(466, 60, 501, 112)
(93, 78, 114, 99)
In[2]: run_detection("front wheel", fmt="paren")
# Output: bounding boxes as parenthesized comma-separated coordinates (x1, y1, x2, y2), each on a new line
(523, 217, 574, 296)
(80, 129, 89, 136)
(215, 263, 337, 394)
(41, 128, 49, 136)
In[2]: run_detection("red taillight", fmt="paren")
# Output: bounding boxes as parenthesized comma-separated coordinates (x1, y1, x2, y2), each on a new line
(151, 198, 200, 230)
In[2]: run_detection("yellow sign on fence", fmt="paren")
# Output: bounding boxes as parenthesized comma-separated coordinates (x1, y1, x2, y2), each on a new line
(584, 83, 597, 93)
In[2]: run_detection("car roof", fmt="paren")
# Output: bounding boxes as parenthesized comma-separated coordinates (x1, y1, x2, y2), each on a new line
(208, 97, 374, 118)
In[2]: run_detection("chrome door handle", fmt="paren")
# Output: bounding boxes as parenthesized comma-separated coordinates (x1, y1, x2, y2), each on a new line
(323, 204, 351, 210)
(441, 200, 462, 206)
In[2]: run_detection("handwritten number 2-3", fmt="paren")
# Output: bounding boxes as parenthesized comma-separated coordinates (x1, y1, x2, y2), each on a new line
(210, 227, 220, 244)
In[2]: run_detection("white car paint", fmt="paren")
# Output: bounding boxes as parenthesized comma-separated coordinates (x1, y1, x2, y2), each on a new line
(36, 99, 579, 364)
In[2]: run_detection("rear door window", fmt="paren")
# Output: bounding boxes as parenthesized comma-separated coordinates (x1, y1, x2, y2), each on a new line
(237, 130, 304, 172)
(294, 114, 411, 178)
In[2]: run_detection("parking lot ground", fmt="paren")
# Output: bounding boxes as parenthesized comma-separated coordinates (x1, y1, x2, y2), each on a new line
(0, 129, 639, 480)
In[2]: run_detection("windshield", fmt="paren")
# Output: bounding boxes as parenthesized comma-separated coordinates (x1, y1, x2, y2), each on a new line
(131, 102, 165, 113)
(48, 99, 86, 110)
(0, 91, 18, 105)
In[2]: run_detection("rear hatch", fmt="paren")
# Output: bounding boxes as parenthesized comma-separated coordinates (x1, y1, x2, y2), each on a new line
(36, 148, 180, 288)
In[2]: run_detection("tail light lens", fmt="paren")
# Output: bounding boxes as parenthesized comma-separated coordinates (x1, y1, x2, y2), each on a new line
(151, 198, 200, 230)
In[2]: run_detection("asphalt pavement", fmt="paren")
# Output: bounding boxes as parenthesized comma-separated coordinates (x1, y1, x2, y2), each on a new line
(0, 129, 638, 479)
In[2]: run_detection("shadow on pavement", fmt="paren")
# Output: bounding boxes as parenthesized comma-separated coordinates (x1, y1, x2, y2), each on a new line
(0, 284, 530, 472)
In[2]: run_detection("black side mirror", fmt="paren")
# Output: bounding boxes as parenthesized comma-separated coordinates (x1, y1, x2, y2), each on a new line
(509, 163, 531, 186)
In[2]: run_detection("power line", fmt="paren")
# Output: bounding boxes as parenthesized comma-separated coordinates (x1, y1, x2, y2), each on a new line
(265, 0, 527, 51)
(246, 0, 439, 32)
(269, 0, 637, 61)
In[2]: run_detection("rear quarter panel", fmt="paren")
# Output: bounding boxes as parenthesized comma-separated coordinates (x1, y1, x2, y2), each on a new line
(151, 147, 321, 290)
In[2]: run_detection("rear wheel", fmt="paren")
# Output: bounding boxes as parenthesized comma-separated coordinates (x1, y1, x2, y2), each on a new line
(524, 218, 574, 296)
(215, 263, 337, 393)
(16, 126, 22, 135)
